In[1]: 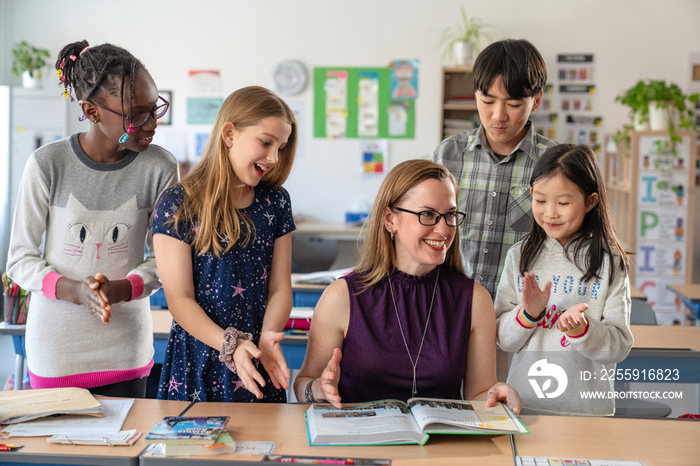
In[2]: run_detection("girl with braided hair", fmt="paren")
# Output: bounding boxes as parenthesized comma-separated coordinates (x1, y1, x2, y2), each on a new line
(6, 40, 179, 397)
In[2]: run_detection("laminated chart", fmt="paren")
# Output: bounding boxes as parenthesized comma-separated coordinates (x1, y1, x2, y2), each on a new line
(324, 70, 348, 138)
(314, 67, 415, 139)
(357, 71, 379, 137)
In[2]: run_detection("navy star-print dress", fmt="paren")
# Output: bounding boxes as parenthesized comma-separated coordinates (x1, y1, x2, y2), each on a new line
(153, 183, 295, 403)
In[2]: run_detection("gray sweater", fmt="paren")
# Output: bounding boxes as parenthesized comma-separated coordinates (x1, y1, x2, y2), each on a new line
(6, 134, 178, 388)
(494, 237, 633, 416)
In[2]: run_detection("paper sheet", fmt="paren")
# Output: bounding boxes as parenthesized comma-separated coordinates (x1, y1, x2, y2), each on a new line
(3, 399, 134, 437)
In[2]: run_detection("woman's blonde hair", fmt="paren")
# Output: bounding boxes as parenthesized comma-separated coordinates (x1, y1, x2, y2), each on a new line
(355, 159, 464, 290)
(170, 86, 297, 256)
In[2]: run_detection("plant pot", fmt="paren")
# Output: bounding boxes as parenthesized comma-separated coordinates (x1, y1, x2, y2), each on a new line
(648, 101, 671, 131)
(452, 41, 474, 66)
(21, 70, 41, 89)
(633, 111, 650, 131)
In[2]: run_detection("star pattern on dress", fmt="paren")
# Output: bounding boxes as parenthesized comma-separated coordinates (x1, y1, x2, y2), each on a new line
(231, 279, 246, 298)
(169, 376, 183, 393)
(233, 380, 246, 392)
(153, 184, 294, 403)
(189, 388, 202, 401)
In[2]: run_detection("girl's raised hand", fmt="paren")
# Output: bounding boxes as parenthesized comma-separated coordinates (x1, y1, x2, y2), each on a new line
(258, 330, 291, 390)
(320, 348, 343, 408)
(232, 339, 266, 399)
(556, 303, 589, 332)
(522, 271, 552, 319)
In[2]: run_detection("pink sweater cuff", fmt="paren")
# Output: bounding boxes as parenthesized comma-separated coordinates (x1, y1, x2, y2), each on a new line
(125, 274, 144, 302)
(42, 271, 64, 300)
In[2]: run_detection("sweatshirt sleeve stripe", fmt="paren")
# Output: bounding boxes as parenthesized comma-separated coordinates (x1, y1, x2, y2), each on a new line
(515, 307, 539, 329)
(565, 322, 589, 338)
(42, 271, 63, 300)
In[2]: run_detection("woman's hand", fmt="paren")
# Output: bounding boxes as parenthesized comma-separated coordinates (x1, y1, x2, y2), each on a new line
(320, 348, 343, 408)
(556, 303, 589, 332)
(231, 339, 265, 399)
(258, 330, 291, 390)
(485, 382, 522, 415)
(521, 271, 551, 319)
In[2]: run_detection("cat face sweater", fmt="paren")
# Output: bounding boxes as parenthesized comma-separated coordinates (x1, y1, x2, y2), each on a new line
(494, 237, 633, 416)
(6, 134, 178, 388)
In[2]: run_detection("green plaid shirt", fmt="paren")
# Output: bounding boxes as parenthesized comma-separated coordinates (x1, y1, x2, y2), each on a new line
(432, 122, 556, 297)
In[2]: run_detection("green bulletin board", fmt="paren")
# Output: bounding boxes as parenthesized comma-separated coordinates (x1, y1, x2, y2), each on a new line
(313, 67, 415, 139)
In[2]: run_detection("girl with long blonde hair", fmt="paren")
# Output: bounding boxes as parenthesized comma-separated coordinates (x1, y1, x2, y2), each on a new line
(153, 86, 297, 402)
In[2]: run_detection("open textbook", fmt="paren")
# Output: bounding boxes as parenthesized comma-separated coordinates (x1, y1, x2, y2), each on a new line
(291, 268, 353, 285)
(305, 398, 529, 446)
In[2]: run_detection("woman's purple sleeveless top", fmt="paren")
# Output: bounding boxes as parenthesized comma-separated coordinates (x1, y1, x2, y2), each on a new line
(338, 264, 473, 402)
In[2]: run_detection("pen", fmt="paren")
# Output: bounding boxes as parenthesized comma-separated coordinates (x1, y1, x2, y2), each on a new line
(0, 444, 22, 452)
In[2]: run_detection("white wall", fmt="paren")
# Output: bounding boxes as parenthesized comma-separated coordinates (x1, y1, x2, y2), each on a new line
(1, 0, 699, 223)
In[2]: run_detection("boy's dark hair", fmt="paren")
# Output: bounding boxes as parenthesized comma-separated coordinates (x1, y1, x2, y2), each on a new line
(56, 40, 145, 133)
(519, 144, 629, 285)
(473, 39, 547, 99)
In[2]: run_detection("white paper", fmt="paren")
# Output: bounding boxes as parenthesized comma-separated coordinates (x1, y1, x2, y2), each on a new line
(47, 429, 138, 445)
(388, 105, 407, 136)
(358, 77, 379, 137)
(3, 398, 134, 437)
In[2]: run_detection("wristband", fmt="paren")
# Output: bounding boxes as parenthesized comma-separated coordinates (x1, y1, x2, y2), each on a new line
(523, 307, 546, 321)
(305, 377, 320, 403)
(219, 326, 253, 374)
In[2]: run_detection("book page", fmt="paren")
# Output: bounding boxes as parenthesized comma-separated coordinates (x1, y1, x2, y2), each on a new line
(307, 400, 427, 445)
(408, 398, 524, 433)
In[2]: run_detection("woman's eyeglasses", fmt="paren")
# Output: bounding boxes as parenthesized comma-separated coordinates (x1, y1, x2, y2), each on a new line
(88, 95, 170, 127)
(394, 207, 466, 227)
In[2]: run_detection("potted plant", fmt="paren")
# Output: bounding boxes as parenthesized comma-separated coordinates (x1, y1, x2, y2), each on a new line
(615, 81, 651, 130)
(644, 80, 698, 134)
(11, 41, 51, 89)
(437, 7, 493, 67)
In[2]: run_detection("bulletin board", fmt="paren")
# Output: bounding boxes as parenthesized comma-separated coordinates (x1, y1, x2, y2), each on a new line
(313, 67, 415, 139)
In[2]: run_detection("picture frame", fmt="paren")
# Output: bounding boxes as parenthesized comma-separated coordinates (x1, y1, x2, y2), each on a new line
(158, 90, 172, 125)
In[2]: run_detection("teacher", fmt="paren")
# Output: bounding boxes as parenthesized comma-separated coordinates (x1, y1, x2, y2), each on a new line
(294, 159, 521, 413)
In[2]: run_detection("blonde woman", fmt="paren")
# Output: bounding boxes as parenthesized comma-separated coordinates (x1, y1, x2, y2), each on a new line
(294, 160, 521, 413)
(154, 86, 297, 402)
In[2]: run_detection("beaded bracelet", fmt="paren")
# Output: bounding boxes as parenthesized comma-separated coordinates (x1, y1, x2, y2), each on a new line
(305, 377, 320, 403)
(219, 326, 253, 374)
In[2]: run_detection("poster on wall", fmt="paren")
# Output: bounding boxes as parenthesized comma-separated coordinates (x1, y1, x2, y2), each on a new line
(314, 67, 415, 139)
(388, 59, 418, 100)
(359, 140, 388, 178)
(635, 133, 695, 321)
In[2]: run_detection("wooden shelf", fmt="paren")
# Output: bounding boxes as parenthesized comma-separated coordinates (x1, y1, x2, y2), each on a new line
(440, 67, 478, 140)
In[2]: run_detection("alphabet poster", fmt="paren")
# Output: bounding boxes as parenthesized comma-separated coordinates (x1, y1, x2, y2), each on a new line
(634, 133, 696, 321)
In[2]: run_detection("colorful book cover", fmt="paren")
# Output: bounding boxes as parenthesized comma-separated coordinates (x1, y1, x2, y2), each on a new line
(144, 416, 230, 445)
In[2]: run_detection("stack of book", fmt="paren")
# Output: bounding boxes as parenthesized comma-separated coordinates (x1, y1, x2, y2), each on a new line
(144, 416, 235, 457)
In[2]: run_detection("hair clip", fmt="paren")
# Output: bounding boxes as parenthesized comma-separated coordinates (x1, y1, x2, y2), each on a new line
(119, 133, 129, 143)
(59, 60, 65, 69)
(127, 123, 135, 134)
(69, 55, 77, 61)
(78, 115, 86, 122)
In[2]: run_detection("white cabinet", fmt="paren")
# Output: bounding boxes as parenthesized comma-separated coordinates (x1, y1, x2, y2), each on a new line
(0, 87, 67, 269)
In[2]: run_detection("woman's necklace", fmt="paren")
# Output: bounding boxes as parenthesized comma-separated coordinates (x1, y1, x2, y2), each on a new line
(387, 268, 440, 398)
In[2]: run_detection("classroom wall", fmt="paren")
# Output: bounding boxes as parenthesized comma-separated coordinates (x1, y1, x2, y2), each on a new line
(1, 0, 700, 402)
(1, 0, 699, 224)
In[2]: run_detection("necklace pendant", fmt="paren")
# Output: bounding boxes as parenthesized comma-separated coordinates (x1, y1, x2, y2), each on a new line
(413, 388, 418, 397)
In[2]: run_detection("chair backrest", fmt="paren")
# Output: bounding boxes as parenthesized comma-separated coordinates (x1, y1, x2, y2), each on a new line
(630, 299, 657, 325)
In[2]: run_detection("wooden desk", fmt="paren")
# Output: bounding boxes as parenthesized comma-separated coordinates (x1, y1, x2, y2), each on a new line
(140, 402, 514, 465)
(514, 414, 700, 466)
(0, 398, 190, 466)
(631, 324, 700, 352)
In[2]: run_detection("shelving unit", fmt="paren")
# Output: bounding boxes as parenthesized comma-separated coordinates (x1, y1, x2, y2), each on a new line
(440, 67, 479, 141)
(606, 130, 698, 324)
